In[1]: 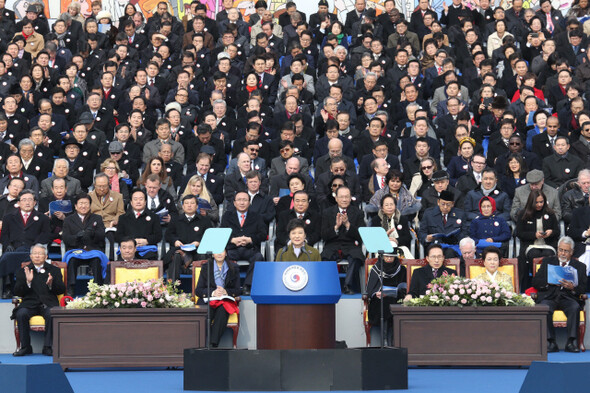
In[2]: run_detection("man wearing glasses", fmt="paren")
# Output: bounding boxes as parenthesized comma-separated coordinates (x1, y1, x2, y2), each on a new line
(456, 153, 487, 195)
(0, 190, 52, 298)
(227, 140, 267, 176)
(418, 190, 467, 258)
(533, 237, 587, 353)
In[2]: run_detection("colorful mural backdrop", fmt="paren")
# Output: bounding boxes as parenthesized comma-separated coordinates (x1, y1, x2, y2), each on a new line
(2, 0, 578, 24)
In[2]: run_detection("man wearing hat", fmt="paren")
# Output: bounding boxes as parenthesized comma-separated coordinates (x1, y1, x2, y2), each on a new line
(309, 0, 337, 33)
(511, 169, 561, 221)
(16, 4, 49, 37)
(62, 139, 93, 191)
(479, 95, 509, 137)
(420, 170, 464, 213)
(418, 189, 468, 258)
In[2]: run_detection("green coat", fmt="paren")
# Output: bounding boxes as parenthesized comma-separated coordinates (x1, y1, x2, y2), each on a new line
(275, 243, 321, 262)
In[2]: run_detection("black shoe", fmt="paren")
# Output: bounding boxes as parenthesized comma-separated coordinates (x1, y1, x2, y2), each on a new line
(565, 341, 580, 353)
(42, 346, 53, 356)
(2, 289, 12, 299)
(547, 340, 559, 353)
(242, 286, 251, 296)
(13, 346, 32, 356)
(343, 286, 355, 295)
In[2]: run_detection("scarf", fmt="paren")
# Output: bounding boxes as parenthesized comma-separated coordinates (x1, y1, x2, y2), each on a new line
(246, 85, 257, 93)
(478, 196, 497, 215)
(110, 174, 120, 193)
(56, 31, 67, 48)
(22, 30, 33, 40)
(373, 257, 402, 279)
(336, 33, 344, 43)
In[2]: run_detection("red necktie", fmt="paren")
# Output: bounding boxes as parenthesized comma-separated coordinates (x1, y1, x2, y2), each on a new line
(23, 213, 29, 224)
(443, 214, 447, 225)
(128, 37, 132, 44)
(136, 212, 141, 219)
(561, 262, 567, 267)
(240, 214, 245, 227)
(380, 177, 385, 188)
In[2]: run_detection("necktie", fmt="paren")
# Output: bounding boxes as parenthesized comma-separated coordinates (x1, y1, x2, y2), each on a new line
(342, 209, 347, 215)
(297, 214, 303, 219)
(240, 214, 245, 227)
(561, 262, 567, 267)
(380, 176, 385, 188)
(433, 268, 438, 278)
(550, 137, 555, 146)
(437, 66, 442, 75)
(149, 79, 154, 86)
(23, 213, 29, 224)
(128, 37, 132, 44)
(546, 14, 554, 33)
(443, 214, 447, 225)
(136, 211, 140, 219)
(151, 198, 156, 209)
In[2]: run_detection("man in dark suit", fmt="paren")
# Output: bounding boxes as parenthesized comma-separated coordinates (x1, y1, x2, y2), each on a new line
(12, 244, 65, 356)
(183, 153, 224, 206)
(344, 0, 366, 33)
(533, 237, 587, 352)
(220, 191, 267, 295)
(405, 244, 456, 300)
(571, 121, 590, 163)
(532, 116, 566, 159)
(115, 189, 163, 260)
(315, 157, 362, 208)
(61, 194, 106, 295)
(542, 136, 584, 189)
(164, 194, 213, 281)
(321, 186, 365, 294)
(144, 174, 178, 226)
(0, 190, 51, 252)
(275, 190, 320, 250)
(418, 190, 468, 258)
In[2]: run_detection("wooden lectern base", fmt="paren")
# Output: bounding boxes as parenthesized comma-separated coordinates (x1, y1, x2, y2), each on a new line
(257, 304, 335, 349)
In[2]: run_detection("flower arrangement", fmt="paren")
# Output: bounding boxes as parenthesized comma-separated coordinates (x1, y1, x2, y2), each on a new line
(66, 279, 194, 309)
(403, 274, 535, 307)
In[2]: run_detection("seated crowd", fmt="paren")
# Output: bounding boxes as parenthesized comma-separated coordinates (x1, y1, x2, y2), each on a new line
(3, 0, 590, 354)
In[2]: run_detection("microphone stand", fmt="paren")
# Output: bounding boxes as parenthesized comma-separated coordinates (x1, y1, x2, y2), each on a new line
(206, 251, 212, 350)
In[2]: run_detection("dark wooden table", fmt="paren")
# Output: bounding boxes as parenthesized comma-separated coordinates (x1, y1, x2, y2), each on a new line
(52, 307, 207, 369)
(390, 305, 549, 366)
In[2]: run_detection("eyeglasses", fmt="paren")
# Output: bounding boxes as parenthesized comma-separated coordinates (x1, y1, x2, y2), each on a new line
(428, 255, 444, 260)
(105, 167, 117, 170)
(509, 142, 521, 146)
(421, 165, 433, 170)
(176, 93, 188, 97)
(248, 148, 259, 152)
(280, 148, 292, 153)
(472, 161, 486, 165)
(331, 183, 344, 188)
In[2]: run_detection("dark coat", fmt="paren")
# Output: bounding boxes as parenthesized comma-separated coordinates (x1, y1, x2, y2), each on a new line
(533, 256, 587, 305)
(408, 265, 457, 298)
(13, 262, 65, 311)
(115, 209, 163, 246)
(0, 210, 52, 249)
(418, 206, 467, 245)
(195, 260, 241, 305)
(320, 204, 365, 261)
(220, 210, 267, 251)
(61, 213, 105, 251)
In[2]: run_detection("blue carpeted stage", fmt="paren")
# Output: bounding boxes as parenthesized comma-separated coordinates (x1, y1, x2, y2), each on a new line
(2, 352, 589, 392)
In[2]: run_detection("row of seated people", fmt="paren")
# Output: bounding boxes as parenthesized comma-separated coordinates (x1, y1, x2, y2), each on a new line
(10, 238, 242, 356)
(366, 241, 586, 352)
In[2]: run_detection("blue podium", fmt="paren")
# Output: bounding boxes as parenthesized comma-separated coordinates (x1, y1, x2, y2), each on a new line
(251, 261, 341, 349)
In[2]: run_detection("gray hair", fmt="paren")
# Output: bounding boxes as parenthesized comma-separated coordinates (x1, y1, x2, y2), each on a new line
(53, 158, 69, 172)
(459, 237, 476, 250)
(18, 138, 35, 149)
(365, 72, 377, 80)
(30, 244, 47, 254)
(374, 110, 389, 120)
(578, 169, 590, 179)
(558, 236, 575, 250)
(59, 12, 72, 23)
(334, 45, 348, 55)
(323, 96, 337, 106)
(212, 99, 226, 108)
(94, 172, 109, 184)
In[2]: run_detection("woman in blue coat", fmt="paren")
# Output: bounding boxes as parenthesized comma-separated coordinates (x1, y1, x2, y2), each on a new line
(447, 137, 475, 187)
(470, 196, 511, 257)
